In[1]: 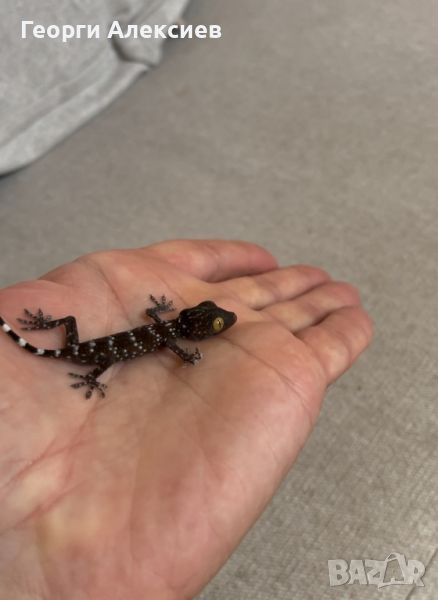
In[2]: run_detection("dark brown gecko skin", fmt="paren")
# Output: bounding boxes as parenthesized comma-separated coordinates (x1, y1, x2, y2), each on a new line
(0, 295, 237, 399)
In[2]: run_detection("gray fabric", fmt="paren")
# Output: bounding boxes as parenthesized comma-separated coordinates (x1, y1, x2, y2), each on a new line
(0, 0, 437, 598)
(0, 0, 189, 174)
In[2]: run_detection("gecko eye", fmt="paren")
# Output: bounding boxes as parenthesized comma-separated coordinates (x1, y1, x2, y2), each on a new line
(212, 316, 225, 332)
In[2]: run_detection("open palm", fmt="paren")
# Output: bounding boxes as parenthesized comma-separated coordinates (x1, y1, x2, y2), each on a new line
(0, 240, 372, 599)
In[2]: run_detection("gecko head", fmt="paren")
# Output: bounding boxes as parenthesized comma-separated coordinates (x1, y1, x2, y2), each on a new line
(177, 301, 237, 340)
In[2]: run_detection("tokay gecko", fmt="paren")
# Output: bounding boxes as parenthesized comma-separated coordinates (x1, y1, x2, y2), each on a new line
(0, 295, 237, 399)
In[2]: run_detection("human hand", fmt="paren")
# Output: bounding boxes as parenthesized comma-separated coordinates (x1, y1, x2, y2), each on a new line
(0, 240, 372, 599)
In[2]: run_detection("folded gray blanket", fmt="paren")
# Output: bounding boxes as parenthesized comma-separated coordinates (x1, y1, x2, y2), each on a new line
(0, 0, 189, 174)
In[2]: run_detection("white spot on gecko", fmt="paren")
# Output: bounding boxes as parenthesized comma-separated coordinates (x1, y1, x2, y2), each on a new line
(18, 338, 27, 347)
(2, 323, 11, 332)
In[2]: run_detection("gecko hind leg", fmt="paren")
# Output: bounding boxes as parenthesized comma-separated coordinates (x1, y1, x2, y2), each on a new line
(18, 309, 79, 345)
(18, 308, 53, 329)
(68, 367, 108, 400)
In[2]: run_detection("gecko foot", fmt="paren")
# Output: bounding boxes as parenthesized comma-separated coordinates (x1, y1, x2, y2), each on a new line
(149, 294, 175, 313)
(17, 308, 53, 330)
(183, 348, 203, 366)
(68, 372, 107, 399)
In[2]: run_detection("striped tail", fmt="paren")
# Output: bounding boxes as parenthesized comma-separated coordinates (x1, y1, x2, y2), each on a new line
(0, 316, 58, 358)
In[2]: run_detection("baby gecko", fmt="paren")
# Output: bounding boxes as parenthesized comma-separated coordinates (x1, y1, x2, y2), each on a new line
(0, 295, 237, 399)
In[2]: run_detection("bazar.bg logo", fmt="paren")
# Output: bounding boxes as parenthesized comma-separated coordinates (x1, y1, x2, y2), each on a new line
(328, 553, 425, 588)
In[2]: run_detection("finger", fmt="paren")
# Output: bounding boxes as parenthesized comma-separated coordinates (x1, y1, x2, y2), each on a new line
(218, 265, 330, 309)
(147, 239, 278, 282)
(264, 281, 360, 332)
(295, 306, 373, 384)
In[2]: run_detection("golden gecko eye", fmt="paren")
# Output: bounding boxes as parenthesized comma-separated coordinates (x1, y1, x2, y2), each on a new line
(212, 316, 225, 332)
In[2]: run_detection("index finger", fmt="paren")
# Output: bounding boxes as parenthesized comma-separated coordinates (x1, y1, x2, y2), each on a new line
(147, 239, 278, 282)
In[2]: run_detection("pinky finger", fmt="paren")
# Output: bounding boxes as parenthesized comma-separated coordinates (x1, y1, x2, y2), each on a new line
(295, 306, 373, 384)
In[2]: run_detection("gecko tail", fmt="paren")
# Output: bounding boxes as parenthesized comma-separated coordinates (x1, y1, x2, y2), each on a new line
(0, 316, 58, 357)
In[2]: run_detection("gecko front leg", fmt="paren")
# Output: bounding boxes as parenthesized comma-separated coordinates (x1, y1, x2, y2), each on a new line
(146, 294, 175, 323)
(166, 340, 203, 365)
